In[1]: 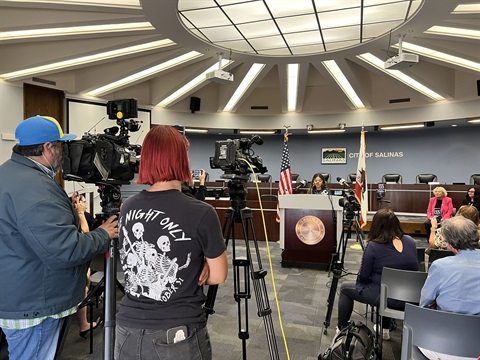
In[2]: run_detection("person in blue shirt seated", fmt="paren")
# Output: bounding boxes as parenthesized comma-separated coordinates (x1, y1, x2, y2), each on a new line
(336, 209, 418, 340)
(307, 173, 328, 194)
(420, 216, 480, 360)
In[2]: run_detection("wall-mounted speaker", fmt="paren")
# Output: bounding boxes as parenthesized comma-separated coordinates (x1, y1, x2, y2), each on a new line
(190, 97, 201, 113)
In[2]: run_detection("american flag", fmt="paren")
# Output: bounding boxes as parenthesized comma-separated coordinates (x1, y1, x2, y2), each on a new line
(355, 130, 368, 227)
(276, 133, 293, 222)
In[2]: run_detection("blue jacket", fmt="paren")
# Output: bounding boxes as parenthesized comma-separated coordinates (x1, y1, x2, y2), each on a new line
(0, 153, 109, 319)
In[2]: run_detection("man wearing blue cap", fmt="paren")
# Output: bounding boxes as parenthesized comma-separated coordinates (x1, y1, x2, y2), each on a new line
(0, 116, 119, 360)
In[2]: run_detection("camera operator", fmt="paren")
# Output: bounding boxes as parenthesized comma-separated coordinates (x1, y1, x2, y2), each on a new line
(0, 116, 118, 360)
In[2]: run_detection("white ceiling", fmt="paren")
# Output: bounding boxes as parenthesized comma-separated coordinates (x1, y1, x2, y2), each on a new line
(0, 0, 479, 132)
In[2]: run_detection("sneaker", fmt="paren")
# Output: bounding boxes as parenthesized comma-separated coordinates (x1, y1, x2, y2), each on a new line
(373, 324, 390, 341)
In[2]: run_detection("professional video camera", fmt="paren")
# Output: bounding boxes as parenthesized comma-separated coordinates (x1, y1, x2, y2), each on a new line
(210, 135, 267, 180)
(338, 190, 361, 218)
(62, 98, 141, 184)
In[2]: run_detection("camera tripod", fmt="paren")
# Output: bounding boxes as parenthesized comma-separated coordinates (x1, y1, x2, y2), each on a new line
(323, 209, 365, 334)
(203, 179, 280, 360)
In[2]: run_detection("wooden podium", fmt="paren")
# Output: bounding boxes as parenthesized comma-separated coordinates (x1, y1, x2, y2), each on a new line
(279, 194, 343, 269)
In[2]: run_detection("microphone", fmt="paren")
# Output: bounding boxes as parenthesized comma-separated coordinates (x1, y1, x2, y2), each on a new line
(294, 179, 308, 191)
(336, 177, 350, 188)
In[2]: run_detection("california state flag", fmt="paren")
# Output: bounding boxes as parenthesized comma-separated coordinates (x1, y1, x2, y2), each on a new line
(355, 130, 368, 227)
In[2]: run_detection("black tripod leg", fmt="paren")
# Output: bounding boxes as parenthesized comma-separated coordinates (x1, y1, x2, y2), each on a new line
(233, 257, 250, 360)
(239, 209, 280, 360)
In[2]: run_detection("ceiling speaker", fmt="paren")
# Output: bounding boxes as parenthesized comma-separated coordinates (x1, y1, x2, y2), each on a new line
(190, 97, 201, 113)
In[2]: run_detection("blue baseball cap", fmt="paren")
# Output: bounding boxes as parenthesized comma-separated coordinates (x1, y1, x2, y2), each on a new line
(15, 115, 76, 146)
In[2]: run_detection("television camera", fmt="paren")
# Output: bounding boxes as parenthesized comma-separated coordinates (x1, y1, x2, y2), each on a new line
(62, 98, 141, 184)
(210, 135, 267, 181)
(338, 190, 361, 219)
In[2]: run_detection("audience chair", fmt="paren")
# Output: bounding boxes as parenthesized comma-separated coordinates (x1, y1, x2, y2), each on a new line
(427, 249, 454, 269)
(347, 173, 357, 183)
(416, 174, 437, 184)
(470, 174, 480, 185)
(257, 174, 272, 182)
(381, 174, 402, 184)
(319, 173, 331, 183)
(260, 194, 278, 201)
(377, 267, 428, 355)
(401, 303, 480, 360)
(416, 248, 426, 272)
(291, 173, 300, 182)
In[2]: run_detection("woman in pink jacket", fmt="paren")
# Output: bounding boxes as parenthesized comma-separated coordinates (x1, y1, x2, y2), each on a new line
(424, 186, 453, 238)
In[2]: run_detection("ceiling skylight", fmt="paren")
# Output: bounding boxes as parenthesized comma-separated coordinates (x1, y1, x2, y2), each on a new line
(0, 40, 175, 80)
(85, 51, 203, 96)
(357, 53, 446, 101)
(178, 0, 423, 56)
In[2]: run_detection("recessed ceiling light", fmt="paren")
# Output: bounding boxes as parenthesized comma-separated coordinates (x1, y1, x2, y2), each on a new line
(0, 39, 175, 80)
(424, 26, 480, 40)
(223, 63, 265, 112)
(185, 128, 208, 133)
(239, 130, 276, 134)
(452, 4, 480, 14)
(396, 42, 480, 72)
(307, 129, 346, 134)
(379, 123, 425, 130)
(357, 53, 445, 101)
(0, 22, 153, 41)
(85, 51, 203, 96)
(322, 60, 365, 109)
(466, 118, 480, 124)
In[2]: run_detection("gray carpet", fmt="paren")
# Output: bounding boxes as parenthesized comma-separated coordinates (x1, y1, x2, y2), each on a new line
(1, 234, 413, 360)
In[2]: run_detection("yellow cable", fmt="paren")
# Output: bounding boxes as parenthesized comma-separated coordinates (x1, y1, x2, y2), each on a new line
(242, 160, 291, 360)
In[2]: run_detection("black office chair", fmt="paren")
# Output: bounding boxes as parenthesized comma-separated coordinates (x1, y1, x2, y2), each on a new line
(319, 173, 331, 183)
(381, 174, 402, 184)
(470, 174, 480, 185)
(260, 194, 278, 201)
(416, 174, 437, 184)
(257, 174, 272, 182)
(427, 249, 454, 269)
(291, 174, 300, 182)
(347, 173, 357, 183)
(401, 303, 480, 360)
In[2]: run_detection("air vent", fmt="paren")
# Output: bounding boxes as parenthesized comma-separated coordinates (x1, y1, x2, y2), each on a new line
(251, 106, 268, 110)
(32, 77, 56, 86)
(389, 98, 410, 104)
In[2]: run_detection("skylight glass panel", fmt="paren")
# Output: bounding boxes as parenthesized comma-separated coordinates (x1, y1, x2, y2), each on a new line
(216, 39, 253, 52)
(424, 26, 480, 40)
(276, 14, 318, 33)
(291, 43, 326, 55)
(363, 21, 402, 38)
(317, 8, 361, 29)
(182, 8, 231, 28)
(314, 0, 361, 12)
(322, 26, 359, 42)
(224, 63, 266, 111)
(260, 48, 292, 55)
(178, 0, 217, 11)
(265, 0, 314, 17)
(249, 35, 286, 50)
(284, 31, 322, 47)
(223, 2, 271, 23)
(237, 20, 279, 38)
(363, 2, 409, 23)
(326, 39, 362, 51)
(201, 26, 242, 42)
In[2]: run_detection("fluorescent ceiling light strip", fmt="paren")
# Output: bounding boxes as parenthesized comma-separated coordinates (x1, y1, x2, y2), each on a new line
(380, 124, 424, 130)
(308, 129, 346, 134)
(322, 60, 365, 109)
(396, 42, 480, 72)
(185, 128, 208, 133)
(452, 4, 480, 14)
(356, 53, 445, 101)
(287, 63, 299, 112)
(467, 119, 480, 124)
(158, 59, 232, 107)
(0, 22, 153, 41)
(2, 0, 141, 8)
(239, 130, 276, 134)
(424, 26, 480, 40)
(85, 51, 203, 96)
(224, 63, 265, 112)
(0, 39, 175, 80)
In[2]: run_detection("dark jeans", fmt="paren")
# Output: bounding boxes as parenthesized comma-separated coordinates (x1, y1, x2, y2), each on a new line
(114, 324, 211, 360)
(337, 281, 404, 330)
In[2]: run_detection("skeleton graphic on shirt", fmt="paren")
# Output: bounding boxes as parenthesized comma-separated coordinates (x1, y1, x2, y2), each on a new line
(120, 221, 191, 301)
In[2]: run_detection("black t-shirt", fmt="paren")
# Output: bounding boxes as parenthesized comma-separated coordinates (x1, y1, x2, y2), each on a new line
(116, 189, 226, 329)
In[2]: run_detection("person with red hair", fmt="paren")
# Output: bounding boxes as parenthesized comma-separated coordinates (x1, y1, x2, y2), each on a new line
(115, 125, 228, 360)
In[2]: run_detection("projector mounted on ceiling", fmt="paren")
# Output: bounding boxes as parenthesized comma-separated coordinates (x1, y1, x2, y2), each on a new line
(206, 69, 234, 84)
(384, 34, 419, 70)
(206, 52, 234, 84)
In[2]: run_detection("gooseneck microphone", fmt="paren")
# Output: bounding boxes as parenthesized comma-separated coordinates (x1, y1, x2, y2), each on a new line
(294, 179, 308, 191)
(336, 177, 350, 188)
